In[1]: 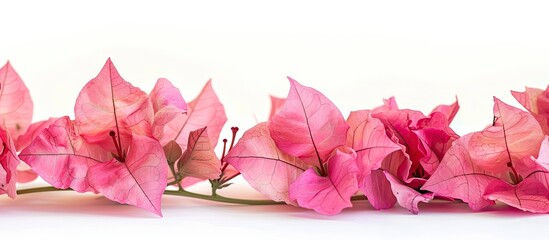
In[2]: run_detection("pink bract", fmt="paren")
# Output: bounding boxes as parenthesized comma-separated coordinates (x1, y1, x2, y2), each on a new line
(269, 77, 349, 166)
(469, 97, 543, 173)
(0, 62, 33, 140)
(20, 59, 168, 216)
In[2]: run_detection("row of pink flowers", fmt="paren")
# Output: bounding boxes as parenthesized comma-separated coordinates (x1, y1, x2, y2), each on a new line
(1, 59, 549, 216)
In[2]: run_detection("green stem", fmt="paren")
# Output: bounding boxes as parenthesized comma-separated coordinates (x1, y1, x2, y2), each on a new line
(16, 186, 368, 205)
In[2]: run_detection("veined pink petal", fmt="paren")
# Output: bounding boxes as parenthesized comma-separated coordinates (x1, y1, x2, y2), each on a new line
(19, 117, 109, 192)
(384, 172, 433, 214)
(74, 58, 154, 143)
(268, 96, 286, 120)
(422, 134, 499, 210)
(469, 97, 543, 173)
(484, 172, 549, 213)
(225, 122, 306, 204)
(150, 78, 187, 138)
(0, 62, 33, 139)
(430, 97, 459, 123)
(88, 134, 168, 216)
(361, 170, 396, 210)
(0, 125, 20, 198)
(177, 127, 221, 180)
(270, 77, 349, 166)
(346, 110, 400, 180)
(289, 147, 358, 215)
(415, 112, 459, 175)
(372, 109, 428, 175)
(15, 117, 58, 151)
(161, 80, 226, 148)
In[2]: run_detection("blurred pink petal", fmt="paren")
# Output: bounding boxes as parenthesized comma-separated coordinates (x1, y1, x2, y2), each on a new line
(268, 96, 285, 120)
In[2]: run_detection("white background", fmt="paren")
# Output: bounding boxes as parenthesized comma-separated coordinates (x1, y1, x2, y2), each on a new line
(1, 0, 549, 239)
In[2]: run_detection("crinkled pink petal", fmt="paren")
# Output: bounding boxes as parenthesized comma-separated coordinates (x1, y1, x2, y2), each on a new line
(177, 127, 221, 180)
(0, 125, 20, 198)
(74, 58, 154, 143)
(484, 172, 549, 213)
(384, 172, 433, 214)
(361, 170, 396, 210)
(415, 112, 459, 175)
(150, 78, 187, 138)
(469, 97, 543, 173)
(268, 96, 285, 120)
(0, 61, 33, 139)
(430, 97, 459, 123)
(346, 110, 400, 180)
(15, 117, 58, 151)
(88, 134, 167, 216)
(422, 134, 499, 210)
(19, 117, 108, 192)
(372, 109, 428, 175)
(270, 77, 349, 165)
(225, 122, 306, 204)
(161, 80, 226, 148)
(289, 147, 358, 215)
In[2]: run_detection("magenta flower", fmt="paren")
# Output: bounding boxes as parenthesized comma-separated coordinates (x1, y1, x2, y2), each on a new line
(353, 97, 460, 213)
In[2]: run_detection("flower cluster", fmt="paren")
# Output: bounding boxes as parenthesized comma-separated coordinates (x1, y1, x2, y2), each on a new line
(1, 59, 549, 216)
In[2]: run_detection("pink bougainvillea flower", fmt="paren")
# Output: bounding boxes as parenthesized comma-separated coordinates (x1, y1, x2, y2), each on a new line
(0, 125, 21, 198)
(177, 127, 221, 180)
(0, 61, 33, 140)
(20, 59, 167, 215)
(357, 97, 459, 213)
(423, 98, 549, 213)
(227, 78, 357, 215)
(512, 86, 549, 133)
(268, 95, 285, 120)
